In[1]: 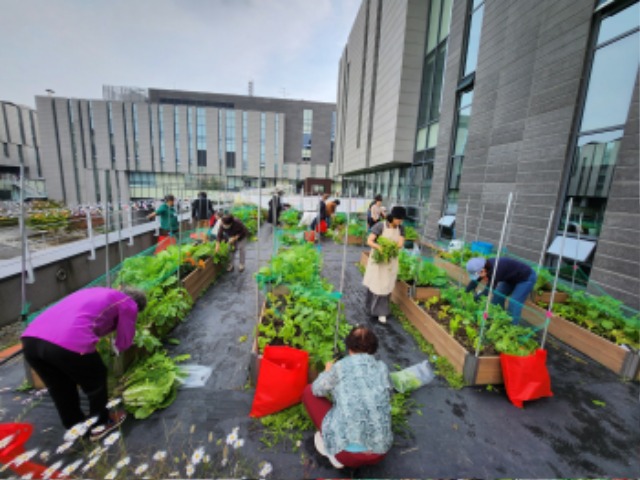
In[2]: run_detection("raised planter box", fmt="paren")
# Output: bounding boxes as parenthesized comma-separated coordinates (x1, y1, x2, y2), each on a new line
(181, 258, 224, 300)
(393, 290, 503, 385)
(346, 234, 364, 246)
(521, 303, 640, 380)
(531, 291, 569, 305)
(414, 286, 442, 301)
(434, 257, 469, 284)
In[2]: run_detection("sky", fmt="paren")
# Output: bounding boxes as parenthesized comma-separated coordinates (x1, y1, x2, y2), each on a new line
(0, 0, 361, 108)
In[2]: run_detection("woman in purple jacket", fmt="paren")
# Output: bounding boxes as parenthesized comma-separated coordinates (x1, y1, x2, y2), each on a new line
(22, 287, 146, 440)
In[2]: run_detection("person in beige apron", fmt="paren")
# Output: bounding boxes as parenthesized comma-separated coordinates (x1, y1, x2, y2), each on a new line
(363, 206, 406, 324)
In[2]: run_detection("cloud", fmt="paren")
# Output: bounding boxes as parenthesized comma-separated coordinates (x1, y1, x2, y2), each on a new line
(0, 0, 361, 107)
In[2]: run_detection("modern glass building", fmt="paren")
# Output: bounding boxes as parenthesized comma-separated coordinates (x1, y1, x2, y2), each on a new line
(35, 86, 336, 204)
(334, 0, 639, 308)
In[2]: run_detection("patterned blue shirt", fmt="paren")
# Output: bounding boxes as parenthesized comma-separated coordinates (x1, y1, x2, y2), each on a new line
(311, 353, 393, 455)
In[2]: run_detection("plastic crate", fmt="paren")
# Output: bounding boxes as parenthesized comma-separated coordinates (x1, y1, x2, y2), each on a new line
(471, 241, 493, 255)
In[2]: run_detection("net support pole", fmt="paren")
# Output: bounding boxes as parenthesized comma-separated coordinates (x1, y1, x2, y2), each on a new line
(542, 198, 573, 349)
(127, 206, 134, 246)
(475, 192, 513, 357)
(537, 208, 555, 271)
(571, 212, 583, 289)
(19, 162, 28, 321)
(334, 182, 352, 354)
(104, 171, 111, 287)
(256, 162, 263, 320)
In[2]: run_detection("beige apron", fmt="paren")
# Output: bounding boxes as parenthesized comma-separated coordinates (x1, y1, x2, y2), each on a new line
(362, 223, 400, 296)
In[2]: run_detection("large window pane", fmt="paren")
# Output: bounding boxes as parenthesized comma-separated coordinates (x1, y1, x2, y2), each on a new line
(581, 32, 639, 131)
(428, 43, 447, 121)
(439, 0, 453, 42)
(426, 0, 442, 53)
(598, 2, 639, 44)
(454, 106, 471, 155)
(427, 123, 439, 148)
(416, 127, 427, 151)
(418, 54, 436, 126)
(464, 3, 484, 76)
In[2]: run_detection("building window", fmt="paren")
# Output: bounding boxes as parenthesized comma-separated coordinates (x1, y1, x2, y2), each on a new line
(187, 106, 194, 166)
(260, 113, 266, 167)
(282, 163, 288, 178)
(416, 0, 453, 164)
(225, 110, 236, 172)
(463, 0, 485, 78)
(274, 164, 279, 179)
(149, 105, 155, 167)
(330, 111, 336, 163)
(444, 90, 473, 216)
(196, 107, 206, 168)
(107, 102, 115, 167)
(132, 104, 140, 168)
(174, 106, 180, 165)
(561, 0, 639, 239)
(158, 105, 165, 165)
(218, 109, 224, 173)
(302, 109, 313, 161)
(242, 111, 248, 173)
(274, 114, 279, 164)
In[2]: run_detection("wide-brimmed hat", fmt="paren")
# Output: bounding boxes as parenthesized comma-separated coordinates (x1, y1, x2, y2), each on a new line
(466, 257, 486, 281)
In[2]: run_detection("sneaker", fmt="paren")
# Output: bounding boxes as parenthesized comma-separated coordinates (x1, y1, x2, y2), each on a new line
(90, 411, 126, 441)
(226, 264, 234, 272)
(314, 432, 344, 469)
(239, 264, 245, 272)
(378, 316, 387, 324)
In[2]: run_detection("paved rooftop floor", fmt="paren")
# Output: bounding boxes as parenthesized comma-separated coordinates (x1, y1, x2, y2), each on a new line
(0, 234, 638, 478)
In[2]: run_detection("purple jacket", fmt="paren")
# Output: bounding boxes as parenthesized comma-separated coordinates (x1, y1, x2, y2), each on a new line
(22, 287, 139, 355)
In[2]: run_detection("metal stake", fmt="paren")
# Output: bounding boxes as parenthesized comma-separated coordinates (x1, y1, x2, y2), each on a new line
(537, 208, 555, 271)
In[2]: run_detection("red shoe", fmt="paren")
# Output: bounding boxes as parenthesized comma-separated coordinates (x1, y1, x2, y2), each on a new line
(90, 410, 127, 441)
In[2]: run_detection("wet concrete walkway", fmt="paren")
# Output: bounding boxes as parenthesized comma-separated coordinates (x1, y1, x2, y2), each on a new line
(0, 234, 638, 478)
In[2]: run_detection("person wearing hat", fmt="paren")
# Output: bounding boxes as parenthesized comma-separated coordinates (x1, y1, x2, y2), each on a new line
(465, 257, 537, 325)
(362, 206, 406, 324)
(216, 214, 250, 272)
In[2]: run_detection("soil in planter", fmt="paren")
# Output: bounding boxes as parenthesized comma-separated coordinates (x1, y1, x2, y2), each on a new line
(420, 299, 498, 356)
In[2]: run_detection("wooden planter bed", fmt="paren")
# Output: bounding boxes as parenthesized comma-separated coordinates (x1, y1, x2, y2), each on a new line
(181, 258, 225, 300)
(392, 289, 503, 385)
(521, 303, 640, 380)
(435, 258, 639, 380)
(346, 234, 364, 246)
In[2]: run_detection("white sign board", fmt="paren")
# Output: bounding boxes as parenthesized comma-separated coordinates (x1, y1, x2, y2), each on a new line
(547, 236, 596, 262)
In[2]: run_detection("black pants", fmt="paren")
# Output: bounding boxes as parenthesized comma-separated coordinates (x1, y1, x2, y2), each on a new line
(22, 337, 109, 429)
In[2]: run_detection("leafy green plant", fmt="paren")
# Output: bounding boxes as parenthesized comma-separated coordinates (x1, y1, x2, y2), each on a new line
(534, 267, 554, 293)
(259, 403, 314, 450)
(347, 221, 367, 238)
(279, 209, 301, 228)
(120, 351, 190, 419)
(404, 226, 419, 241)
(554, 291, 639, 348)
(397, 250, 418, 282)
(372, 237, 400, 263)
(415, 261, 448, 287)
(256, 243, 321, 289)
(332, 212, 347, 226)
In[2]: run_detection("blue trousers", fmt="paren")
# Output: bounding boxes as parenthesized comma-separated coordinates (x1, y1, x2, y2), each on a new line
(491, 270, 537, 324)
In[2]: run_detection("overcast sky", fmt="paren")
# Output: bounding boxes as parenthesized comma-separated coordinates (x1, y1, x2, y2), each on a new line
(0, 0, 361, 108)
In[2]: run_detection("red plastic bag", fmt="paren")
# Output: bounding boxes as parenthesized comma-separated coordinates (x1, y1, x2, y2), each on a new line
(500, 349, 553, 408)
(250, 346, 309, 418)
(155, 235, 176, 254)
(315, 220, 328, 233)
(304, 231, 316, 242)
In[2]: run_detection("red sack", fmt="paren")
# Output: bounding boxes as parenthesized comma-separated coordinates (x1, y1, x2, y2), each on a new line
(155, 235, 177, 254)
(304, 230, 316, 242)
(500, 349, 553, 408)
(250, 346, 309, 418)
(315, 220, 328, 233)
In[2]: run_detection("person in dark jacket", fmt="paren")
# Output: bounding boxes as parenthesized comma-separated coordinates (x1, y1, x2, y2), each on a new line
(465, 257, 537, 324)
(216, 214, 250, 272)
(191, 192, 214, 229)
(310, 193, 330, 232)
(267, 190, 284, 225)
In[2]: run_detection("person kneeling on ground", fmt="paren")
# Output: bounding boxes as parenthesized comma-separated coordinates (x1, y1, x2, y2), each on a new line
(21, 286, 147, 441)
(302, 326, 393, 469)
(216, 214, 249, 272)
(465, 256, 537, 325)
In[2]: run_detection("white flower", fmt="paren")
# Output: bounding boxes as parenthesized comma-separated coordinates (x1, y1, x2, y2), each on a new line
(185, 463, 195, 477)
(134, 463, 149, 476)
(259, 461, 273, 478)
(152, 450, 167, 461)
(84, 416, 99, 428)
(42, 460, 63, 479)
(225, 430, 238, 445)
(61, 459, 83, 476)
(56, 441, 73, 454)
(106, 398, 122, 409)
(11, 449, 38, 466)
(168, 472, 179, 477)
(20, 473, 34, 480)
(116, 456, 130, 469)
(103, 431, 120, 447)
(221, 457, 228, 467)
(64, 423, 87, 442)
(233, 438, 244, 449)
(203, 454, 211, 464)
(105, 468, 118, 479)
(0, 434, 15, 449)
(191, 447, 205, 465)
(81, 455, 101, 473)
(39, 450, 50, 461)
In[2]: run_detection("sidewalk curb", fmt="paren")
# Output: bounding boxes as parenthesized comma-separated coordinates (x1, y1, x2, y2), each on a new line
(0, 343, 22, 365)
